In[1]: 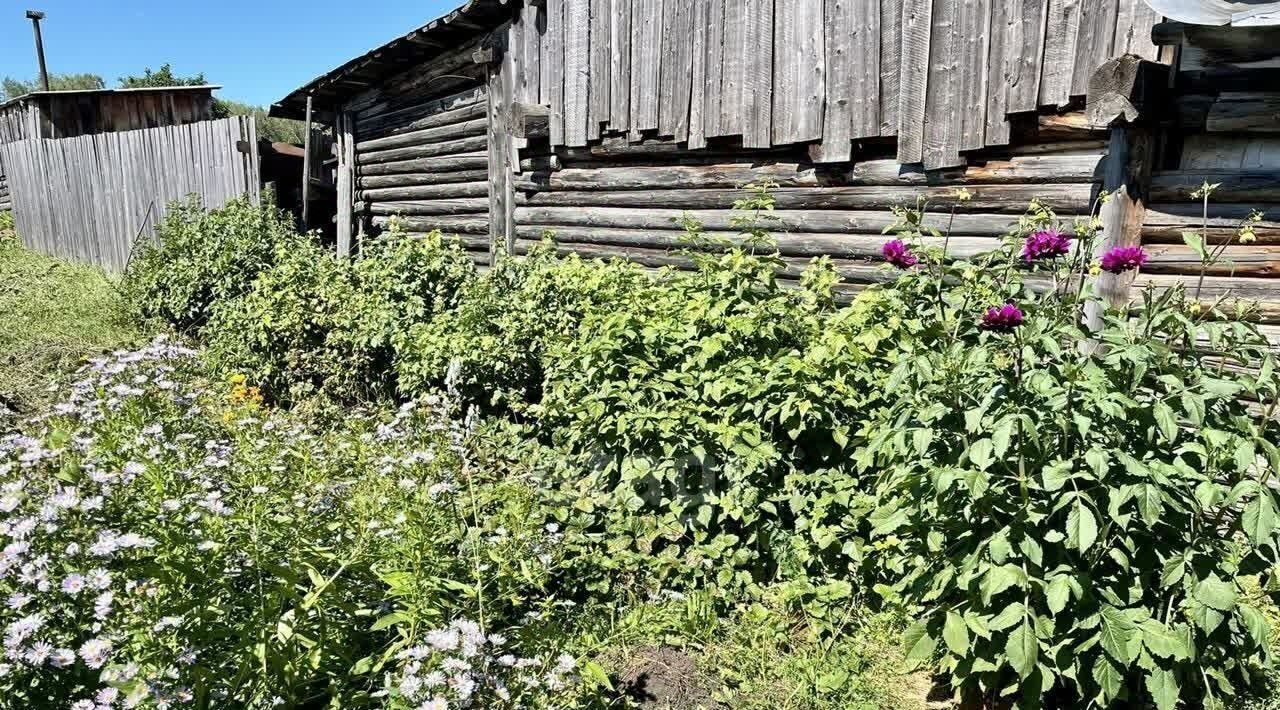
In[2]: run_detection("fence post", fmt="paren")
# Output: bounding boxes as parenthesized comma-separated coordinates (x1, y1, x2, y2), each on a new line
(1083, 55, 1166, 331)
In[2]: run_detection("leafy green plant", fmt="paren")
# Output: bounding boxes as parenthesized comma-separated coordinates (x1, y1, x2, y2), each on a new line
(123, 196, 307, 333)
(862, 198, 1280, 709)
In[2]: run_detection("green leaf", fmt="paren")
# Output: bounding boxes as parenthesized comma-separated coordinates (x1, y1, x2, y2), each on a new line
(1067, 499, 1099, 554)
(943, 611, 970, 655)
(989, 532, 1012, 564)
(1100, 605, 1138, 664)
(1041, 461, 1072, 492)
(1152, 401, 1178, 442)
(969, 438, 995, 471)
(1045, 575, 1070, 616)
(1194, 574, 1237, 612)
(1244, 493, 1278, 547)
(1235, 440, 1257, 474)
(1093, 656, 1123, 704)
(1146, 668, 1180, 710)
(903, 622, 936, 664)
(1240, 604, 1271, 648)
(982, 565, 1020, 604)
(1136, 484, 1163, 527)
(1140, 619, 1187, 660)
(1006, 619, 1038, 679)
(1182, 230, 1207, 259)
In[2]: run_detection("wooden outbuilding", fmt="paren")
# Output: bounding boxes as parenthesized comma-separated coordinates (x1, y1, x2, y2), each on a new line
(271, 0, 1280, 337)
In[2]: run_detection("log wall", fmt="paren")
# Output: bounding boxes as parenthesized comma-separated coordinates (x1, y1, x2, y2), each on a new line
(351, 80, 494, 264)
(511, 114, 1108, 291)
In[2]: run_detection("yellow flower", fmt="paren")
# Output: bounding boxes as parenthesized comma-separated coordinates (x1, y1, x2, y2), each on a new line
(1188, 302, 1203, 315)
(1089, 264, 1102, 278)
(953, 188, 973, 204)
(1240, 227, 1257, 244)
(228, 373, 247, 386)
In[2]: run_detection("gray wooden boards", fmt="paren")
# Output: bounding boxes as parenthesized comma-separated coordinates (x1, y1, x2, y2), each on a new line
(0, 117, 259, 272)
(508, 0, 1155, 165)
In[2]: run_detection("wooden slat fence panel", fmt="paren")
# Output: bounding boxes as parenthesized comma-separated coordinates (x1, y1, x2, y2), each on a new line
(0, 117, 260, 272)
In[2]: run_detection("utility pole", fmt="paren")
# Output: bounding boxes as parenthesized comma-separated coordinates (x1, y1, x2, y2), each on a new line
(25, 10, 49, 91)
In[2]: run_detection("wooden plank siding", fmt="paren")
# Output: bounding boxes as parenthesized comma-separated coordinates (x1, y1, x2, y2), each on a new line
(0, 116, 258, 272)
(497, 0, 1152, 165)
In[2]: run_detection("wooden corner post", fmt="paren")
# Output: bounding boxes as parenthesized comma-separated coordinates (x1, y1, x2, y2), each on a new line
(336, 108, 355, 258)
(483, 24, 517, 263)
(1083, 55, 1168, 331)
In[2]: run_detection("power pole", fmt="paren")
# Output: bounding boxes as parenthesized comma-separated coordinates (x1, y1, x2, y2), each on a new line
(25, 10, 49, 91)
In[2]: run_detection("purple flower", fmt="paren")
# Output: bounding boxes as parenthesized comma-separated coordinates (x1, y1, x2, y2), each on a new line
(1100, 246, 1148, 274)
(1021, 229, 1071, 263)
(881, 239, 919, 269)
(981, 304, 1025, 332)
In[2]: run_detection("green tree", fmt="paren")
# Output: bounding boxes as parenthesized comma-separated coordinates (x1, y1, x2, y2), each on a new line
(0, 73, 105, 101)
(117, 63, 207, 89)
(213, 98, 306, 145)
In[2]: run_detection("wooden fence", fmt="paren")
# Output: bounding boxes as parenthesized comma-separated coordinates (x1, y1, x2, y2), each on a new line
(0, 116, 260, 272)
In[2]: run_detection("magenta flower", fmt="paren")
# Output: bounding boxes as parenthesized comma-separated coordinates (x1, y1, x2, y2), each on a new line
(1100, 246, 1148, 274)
(1021, 229, 1071, 263)
(881, 239, 918, 269)
(981, 304, 1025, 332)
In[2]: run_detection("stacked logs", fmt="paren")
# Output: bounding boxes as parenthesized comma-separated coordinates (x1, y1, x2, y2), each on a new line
(353, 84, 493, 262)
(510, 115, 1111, 290)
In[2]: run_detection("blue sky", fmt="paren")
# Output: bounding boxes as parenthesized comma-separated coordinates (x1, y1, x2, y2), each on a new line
(0, 0, 460, 107)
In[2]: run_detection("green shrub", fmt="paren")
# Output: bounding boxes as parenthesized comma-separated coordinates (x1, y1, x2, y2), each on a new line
(203, 231, 476, 404)
(862, 199, 1280, 709)
(397, 241, 651, 413)
(123, 197, 307, 333)
(0, 339, 594, 708)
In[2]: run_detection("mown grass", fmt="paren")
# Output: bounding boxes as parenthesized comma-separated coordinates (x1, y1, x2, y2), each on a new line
(0, 213, 142, 423)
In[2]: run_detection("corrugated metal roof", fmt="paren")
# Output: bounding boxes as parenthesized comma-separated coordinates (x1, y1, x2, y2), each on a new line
(269, 0, 512, 121)
(0, 85, 220, 112)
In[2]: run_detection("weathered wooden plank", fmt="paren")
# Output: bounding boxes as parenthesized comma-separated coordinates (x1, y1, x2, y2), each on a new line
(717, 0, 746, 138)
(610, 0, 632, 130)
(1150, 170, 1280, 203)
(897, 0, 932, 163)
(703, 0, 726, 138)
(355, 117, 488, 153)
(366, 198, 492, 216)
(1086, 126, 1153, 324)
(957, 0, 992, 153)
(922, 0, 962, 169)
(338, 111, 356, 257)
(773, 0, 825, 146)
(1113, 0, 1160, 60)
(359, 181, 491, 202)
(545, 0, 567, 144)
(489, 56, 515, 256)
(517, 183, 1096, 212)
(879, 0, 902, 137)
(1040, 0, 1082, 108)
(743, 0, 776, 148)
(357, 152, 489, 177)
(589, 0, 611, 139)
(564, 0, 592, 146)
(815, 0, 859, 162)
(985, 0, 1048, 146)
(371, 215, 491, 234)
(658, 0, 696, 141)
(355, 86, 487, 139)
(1071, 0, 1118, 98)
(515, 206, 1019, 235)
(515, 162, 822, 190)
(521, 2, 543, 103)
(358, 136, 490, 165)
(630, 0, 664, 133)
(358, 170, 491, 189)
(688, 0, 711, 150)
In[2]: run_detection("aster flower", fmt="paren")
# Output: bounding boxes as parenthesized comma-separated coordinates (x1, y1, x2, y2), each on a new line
(881, 239, 919, 269)
(78, 638, 112, 669)
(1100, 245, 1148, 274)
(1021, 229, 1071, 263)
(980, 304, 1025, 333)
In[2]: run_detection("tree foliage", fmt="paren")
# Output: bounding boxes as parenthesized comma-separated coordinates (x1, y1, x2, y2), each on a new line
(0, 73, 105, 101)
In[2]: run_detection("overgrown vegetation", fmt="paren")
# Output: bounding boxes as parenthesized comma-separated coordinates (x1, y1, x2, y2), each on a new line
(3, 185, 1280, 708)
(0, 211, 139, 424)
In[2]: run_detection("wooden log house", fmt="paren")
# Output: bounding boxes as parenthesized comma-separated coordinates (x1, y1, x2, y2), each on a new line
(269, 0, 1280, 337)
(0, 86, 219, 213)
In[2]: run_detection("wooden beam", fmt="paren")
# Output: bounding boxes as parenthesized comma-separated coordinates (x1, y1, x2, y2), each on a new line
(1085, 54, 1170, 128)
(302, 95, 313, 229)
(511, 102, 551, 139)
(1085, 124, 1155, 328)
(336, 110, 355, 258)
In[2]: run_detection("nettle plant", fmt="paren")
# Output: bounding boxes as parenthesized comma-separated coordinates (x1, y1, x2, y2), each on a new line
(860, 189, 1280, 709)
